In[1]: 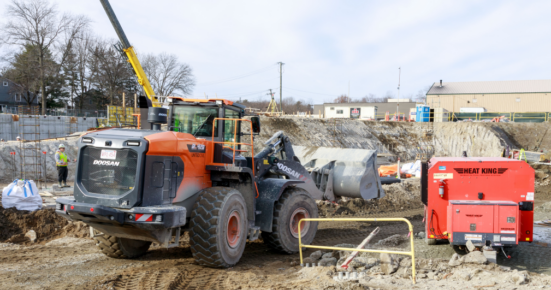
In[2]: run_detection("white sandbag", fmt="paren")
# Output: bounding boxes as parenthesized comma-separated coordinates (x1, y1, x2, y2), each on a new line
(400, 160, 421, 175)
(2, 180, 42, 211)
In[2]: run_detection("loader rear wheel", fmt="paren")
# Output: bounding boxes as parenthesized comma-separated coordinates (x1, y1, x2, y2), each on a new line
(94, 234, 151, 259)
(190, 187, 248, 268)
(262, 187, 318, 254)
(452, 245, 468, 255)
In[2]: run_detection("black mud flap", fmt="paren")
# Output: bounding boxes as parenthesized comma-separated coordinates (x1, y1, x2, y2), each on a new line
(255, 179, 304, 232)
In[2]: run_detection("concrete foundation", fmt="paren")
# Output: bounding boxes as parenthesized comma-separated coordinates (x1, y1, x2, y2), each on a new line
(0, 114, 97, 141)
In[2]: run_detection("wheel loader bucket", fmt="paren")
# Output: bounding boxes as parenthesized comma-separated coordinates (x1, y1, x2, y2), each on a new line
(293, 146, 385, 201)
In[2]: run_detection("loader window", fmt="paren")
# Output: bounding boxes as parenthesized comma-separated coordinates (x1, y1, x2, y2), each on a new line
(172, 106, 218, 137)
(224, 109, 241, 147)
(80, 147, 138, 196)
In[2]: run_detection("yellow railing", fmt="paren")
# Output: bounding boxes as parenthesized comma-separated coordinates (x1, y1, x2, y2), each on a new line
(298, 217, 417, 284)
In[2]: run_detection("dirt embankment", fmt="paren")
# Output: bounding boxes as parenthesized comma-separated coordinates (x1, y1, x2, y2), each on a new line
(247, 117, 551, 162)
(0, 207, 89, 244)
(318, 180, 422, 218)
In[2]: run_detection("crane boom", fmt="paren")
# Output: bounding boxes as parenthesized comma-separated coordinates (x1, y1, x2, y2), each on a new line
(99, 0, 159, 107)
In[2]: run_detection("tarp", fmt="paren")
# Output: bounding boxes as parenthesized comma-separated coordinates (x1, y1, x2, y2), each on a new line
(2, 180, 42, 211)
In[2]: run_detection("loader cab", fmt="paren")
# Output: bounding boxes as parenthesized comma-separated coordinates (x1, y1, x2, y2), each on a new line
(168, 98, 248, 165)
(168, 98, 246, 141)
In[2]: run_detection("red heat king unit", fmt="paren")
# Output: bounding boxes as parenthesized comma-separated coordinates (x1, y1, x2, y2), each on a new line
(422, 157, 534, 251)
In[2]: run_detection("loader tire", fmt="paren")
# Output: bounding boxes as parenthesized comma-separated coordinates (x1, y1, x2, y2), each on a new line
(94, 234, 151, 259)
(262, 187, 318, 254)
(452, 245, 468, 255)
(190, 187, 248, 268)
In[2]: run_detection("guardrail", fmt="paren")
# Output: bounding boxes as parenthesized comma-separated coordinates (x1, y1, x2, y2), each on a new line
(298, 217, 417, 284)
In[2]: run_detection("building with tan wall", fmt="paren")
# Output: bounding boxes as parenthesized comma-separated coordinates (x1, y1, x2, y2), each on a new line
(426, 79, 551, 113)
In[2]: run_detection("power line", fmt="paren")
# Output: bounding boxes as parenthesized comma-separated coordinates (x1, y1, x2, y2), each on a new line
(284, 87, 339, 97)
(197, 64, 277, 86)
(216, 88, 279, 99)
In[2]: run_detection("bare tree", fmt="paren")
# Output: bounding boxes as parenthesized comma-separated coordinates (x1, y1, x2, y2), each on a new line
(334, 94, 351, 103)
(141, 52, 195, 97)
(357, 93, 389, 103)
(1, 0, 90, 114)
(382, 91, 394, 100)
(240, 96, 312, 114)
(73, 32, 95, 111)
(413, 86, 432, 103)
(88, 39, 136, 106)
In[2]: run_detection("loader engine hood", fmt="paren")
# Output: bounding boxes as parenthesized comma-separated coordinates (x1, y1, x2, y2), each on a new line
(74, 128, 158, 209)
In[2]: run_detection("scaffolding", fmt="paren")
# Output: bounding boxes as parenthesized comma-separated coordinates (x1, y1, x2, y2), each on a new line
(17, 106, 44, 189)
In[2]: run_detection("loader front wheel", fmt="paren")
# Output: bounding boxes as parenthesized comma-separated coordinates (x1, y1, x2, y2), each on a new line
(190, 187, 248, 268)
(262, 187, 318, 254)
(94, 234, 151, 259)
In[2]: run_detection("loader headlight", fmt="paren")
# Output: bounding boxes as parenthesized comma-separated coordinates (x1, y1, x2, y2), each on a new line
(155, 215, 163, 222)
(82, 137, 93, 143)
(55, 203, 62, 210)
(127, 141, 140, 146)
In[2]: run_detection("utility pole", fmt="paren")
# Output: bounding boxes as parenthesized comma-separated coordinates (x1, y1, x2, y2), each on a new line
(397, 67, 401, 119)
(348, 81, 350, 103)
(278, 62, 284, 112)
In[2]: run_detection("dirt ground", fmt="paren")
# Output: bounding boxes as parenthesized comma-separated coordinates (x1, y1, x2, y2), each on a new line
(1, 171, 551, 289)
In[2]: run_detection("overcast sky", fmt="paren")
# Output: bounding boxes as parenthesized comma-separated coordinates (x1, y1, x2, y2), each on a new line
(5, 0, 551, 104)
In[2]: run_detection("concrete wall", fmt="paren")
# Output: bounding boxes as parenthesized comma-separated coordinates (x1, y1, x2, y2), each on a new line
(426, 93, 551, 113)
(0, 114, 97, 141)
(0, 136, 79, 183)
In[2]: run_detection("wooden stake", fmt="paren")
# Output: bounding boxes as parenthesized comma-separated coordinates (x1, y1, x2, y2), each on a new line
(122, 92, 126, 122)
